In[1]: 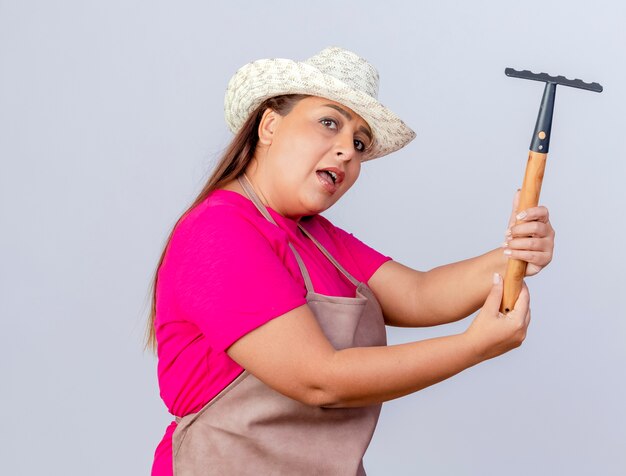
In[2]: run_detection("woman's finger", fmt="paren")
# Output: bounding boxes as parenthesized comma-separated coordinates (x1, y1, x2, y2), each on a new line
(484, 273, 505, 315)
(513, 205, 550, 224)
(504, 236, 550, 252)
(503, 249, 552, 266)
(508, 221, 552, 239)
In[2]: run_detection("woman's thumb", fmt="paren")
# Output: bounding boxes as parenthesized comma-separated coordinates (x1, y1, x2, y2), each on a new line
(483, 273, 504, 313)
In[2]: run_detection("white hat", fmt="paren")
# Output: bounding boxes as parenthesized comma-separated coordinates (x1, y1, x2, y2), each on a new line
(224, 46, 416, 161)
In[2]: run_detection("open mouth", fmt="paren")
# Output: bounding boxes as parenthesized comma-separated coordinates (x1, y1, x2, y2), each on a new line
(316, 167, 345, 193)
(321, 170, 337, 184)
(316, 168, 344, 185)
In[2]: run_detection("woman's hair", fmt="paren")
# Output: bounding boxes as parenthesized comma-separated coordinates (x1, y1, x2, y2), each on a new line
(145, 94, 309, 352)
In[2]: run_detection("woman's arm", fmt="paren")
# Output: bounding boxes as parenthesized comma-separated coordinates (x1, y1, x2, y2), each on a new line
(227, 274, 530, 408)
(369, 197, 554, 327)
(368, 248, 506, 327)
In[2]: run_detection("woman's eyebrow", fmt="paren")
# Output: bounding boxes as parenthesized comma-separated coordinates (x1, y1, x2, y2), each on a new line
(323, 103, 353, 120)
(322, 104, 373, 141)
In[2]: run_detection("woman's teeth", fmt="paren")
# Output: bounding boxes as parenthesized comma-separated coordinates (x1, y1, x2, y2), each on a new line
(321, 170, 336, 184)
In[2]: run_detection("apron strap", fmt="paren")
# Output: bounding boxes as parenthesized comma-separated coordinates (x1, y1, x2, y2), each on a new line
(237, 174, 361, 291)
(238, 174, 315, 293)
(296, 224, 360, 288)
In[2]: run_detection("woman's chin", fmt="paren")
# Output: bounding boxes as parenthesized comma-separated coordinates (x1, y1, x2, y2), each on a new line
(302, 195, 341, 216)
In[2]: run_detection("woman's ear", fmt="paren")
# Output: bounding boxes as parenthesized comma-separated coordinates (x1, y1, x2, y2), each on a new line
(257, 108, 280, 146)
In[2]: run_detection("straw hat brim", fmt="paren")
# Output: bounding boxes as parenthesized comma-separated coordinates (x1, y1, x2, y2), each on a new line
(225, 58, 416, 161)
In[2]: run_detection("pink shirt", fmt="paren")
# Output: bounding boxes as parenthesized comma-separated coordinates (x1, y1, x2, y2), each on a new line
(152, 189, 391, 475)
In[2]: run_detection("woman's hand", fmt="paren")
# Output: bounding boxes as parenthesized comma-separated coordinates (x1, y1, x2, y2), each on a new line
(503, 190, 555, 276)
(464, 273, 531, 362)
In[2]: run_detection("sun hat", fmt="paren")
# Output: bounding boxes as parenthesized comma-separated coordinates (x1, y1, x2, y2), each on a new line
(224, 46, 416, 161)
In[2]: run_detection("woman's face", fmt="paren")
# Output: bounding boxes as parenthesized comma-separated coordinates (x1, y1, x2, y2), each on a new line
(248, 96, 373, 220)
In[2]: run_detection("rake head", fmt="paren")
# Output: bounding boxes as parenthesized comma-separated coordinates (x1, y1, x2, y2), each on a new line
(505, 68, 603, 93)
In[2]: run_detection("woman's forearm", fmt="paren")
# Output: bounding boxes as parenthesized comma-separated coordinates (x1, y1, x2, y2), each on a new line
(369, 249, 508, 328)
(415, 248, 508, 326)
(320, 332, 479, 408)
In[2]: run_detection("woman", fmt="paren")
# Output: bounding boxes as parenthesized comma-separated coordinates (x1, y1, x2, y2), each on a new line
(148, 47, 554, 475)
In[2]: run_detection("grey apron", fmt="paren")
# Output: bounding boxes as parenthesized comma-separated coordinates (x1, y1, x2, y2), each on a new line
(172, 175, 387, 475)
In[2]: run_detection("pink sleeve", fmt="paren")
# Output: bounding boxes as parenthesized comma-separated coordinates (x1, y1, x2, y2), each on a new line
(315, 216, 393, 282)
(167, 206, 308, 352)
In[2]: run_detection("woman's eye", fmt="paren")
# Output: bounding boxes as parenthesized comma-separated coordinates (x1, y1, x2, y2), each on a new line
(320, 118, 337, 129)
(355, 138, 371, 152)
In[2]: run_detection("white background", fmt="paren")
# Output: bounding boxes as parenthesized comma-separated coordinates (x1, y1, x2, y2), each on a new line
(1, 1, 624, 474)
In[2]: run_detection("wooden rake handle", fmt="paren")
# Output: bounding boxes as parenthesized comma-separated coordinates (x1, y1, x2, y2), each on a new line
(500, 150, 547, 314)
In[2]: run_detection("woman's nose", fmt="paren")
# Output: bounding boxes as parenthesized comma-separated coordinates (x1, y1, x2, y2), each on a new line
(334, 131, 355, 160)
